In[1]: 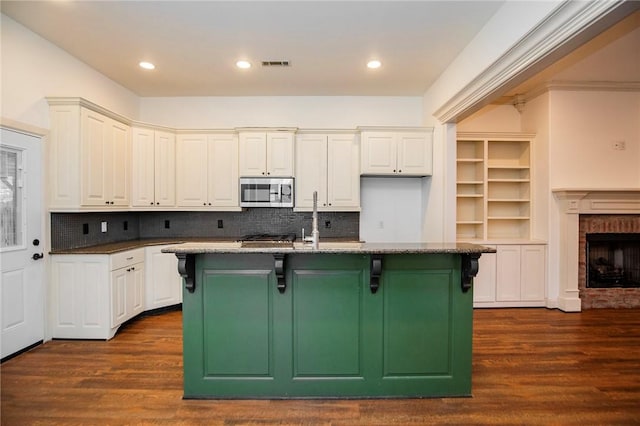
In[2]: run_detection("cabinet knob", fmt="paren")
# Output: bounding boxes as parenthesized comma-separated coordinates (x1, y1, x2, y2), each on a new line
(150, 202, 154, 205)
(262, 172, 265, 175)
(393, 169, 396, 173)
(208, 203, 212, 206)
(105, 201, 110, 205)
(110, 201, 114, 205)
(203, 203, 207, 206)
(156, 202, 159, 205)
(267, 172, 270, 176)
(398, 170, 402, 173)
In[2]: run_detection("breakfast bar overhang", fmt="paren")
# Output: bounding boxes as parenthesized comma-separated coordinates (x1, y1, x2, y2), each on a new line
(163, 242, 494, 399)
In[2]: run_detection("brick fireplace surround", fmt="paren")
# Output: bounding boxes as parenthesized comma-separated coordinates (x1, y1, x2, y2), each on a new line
(579, 214, 640, 309)
(553, 189, 640, 311)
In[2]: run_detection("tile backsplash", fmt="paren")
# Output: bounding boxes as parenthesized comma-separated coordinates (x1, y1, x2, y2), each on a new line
(51, 209, 359, 250)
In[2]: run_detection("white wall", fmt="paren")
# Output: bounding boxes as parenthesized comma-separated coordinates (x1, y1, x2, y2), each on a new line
(138, 96, 422, 129)
(0, 14, 139, 129)
(360, 177, 423, 243)
(548, 90, 640, 188)
(457, 105, 521, 133)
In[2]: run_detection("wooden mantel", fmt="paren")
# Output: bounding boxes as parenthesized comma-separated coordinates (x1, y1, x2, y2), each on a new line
(552, 188, 640, 312)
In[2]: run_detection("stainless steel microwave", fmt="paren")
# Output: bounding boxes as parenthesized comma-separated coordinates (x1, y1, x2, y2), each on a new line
(239, 177, 294, 208)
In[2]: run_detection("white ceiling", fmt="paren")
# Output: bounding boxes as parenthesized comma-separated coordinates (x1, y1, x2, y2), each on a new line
(2, 1, 638, 100)
(1, 0, 505, 96)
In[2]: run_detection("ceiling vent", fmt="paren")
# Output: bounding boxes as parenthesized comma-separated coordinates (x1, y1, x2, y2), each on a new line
(261, 61, 291, 67)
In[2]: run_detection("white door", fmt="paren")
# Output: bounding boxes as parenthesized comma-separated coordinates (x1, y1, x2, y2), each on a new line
(1, 128, 44, 359)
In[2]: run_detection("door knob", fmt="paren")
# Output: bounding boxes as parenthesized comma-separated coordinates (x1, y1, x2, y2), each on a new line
(32, 253, 44, 260)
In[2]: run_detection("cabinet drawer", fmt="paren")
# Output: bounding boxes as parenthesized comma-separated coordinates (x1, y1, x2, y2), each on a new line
(111, 248, 145, 270)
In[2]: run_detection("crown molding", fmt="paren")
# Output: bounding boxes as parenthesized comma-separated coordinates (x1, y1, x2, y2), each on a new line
(494, 80, 640, 105)
(433, 0, 637, 123)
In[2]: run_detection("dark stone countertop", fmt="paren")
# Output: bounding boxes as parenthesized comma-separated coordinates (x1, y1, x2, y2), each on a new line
(161, 241, 496, 255)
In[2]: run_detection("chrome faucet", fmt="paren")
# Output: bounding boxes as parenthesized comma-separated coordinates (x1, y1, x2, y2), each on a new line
(302, 191, 320, 249)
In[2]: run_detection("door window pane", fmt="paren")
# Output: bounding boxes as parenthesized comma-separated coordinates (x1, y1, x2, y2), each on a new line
(1, 147, 22, 248)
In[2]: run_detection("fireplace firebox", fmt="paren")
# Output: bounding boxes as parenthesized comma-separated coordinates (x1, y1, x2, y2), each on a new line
(586, 233, 640, 288)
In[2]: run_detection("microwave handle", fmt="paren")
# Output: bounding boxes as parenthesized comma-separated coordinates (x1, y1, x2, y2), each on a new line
(278, 184, 283, 200)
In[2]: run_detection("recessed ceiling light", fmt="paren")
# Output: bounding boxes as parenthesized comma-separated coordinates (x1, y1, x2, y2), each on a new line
(139, 61, 155, 70)
(367, 60, 382, 69)
(236, 60, 252, 69)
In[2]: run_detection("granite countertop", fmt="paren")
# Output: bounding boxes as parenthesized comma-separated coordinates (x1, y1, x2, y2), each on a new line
(161, 241, 495, 255)
(49, 237, 236, 255)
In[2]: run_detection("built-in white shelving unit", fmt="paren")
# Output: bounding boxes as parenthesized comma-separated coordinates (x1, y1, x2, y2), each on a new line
(456, 133, 545, 308)
(456, 134, 533, 241)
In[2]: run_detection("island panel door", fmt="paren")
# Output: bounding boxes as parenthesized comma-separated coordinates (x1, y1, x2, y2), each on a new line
(377, 254, 473, 397)
(284, 254, 377, 396)
(183, 254, 277, 398)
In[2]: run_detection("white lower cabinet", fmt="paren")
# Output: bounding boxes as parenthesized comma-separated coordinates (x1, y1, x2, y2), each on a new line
(144, 245, 182, 310)
(473, 243, 546, 307)
(51, 248, 145, 339)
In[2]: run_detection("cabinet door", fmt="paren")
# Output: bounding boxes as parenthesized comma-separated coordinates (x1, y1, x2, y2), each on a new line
(129, 263, 145, 318)
(51, 255, 110, 339)
(154, 131, 176, 207)
(176, 135, 209, 207)
(208, 134, 239, 207)
(266, 132, 294, 176)
(81, 108, 109, 206)
(327, 134, 359, 209)
(473, 248, 497, 304)
(131, 128, 156, 207)
(496, 245, 521, 301)
(145, 246, 182, 310)
(361, 132, 397, 174)
(520, 245, 546, 301)
(295, 134, 327, 209)
(109, 120, 130, 206)
(110, 268, 128, 327)
(397, 132, 432, 175)
(239, 132, 267, 176)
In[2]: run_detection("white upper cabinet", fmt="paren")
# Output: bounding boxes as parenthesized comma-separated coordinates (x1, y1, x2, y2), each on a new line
(239, 130, 295, 177)
(176, 133, 240, 209)
(360, 128, 433, 176)
(295, 132, 360, 211)
(131, 127, 176, 208)
(48, 99, 131, 210)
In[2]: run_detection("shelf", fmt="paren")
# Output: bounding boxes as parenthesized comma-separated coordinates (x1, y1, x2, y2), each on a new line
(457, 140, 484, 160)
(456, 135, 533, 242)
(488, 216, 530, 220)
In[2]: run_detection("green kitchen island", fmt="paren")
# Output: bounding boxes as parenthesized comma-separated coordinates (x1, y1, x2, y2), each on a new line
(163, 241, 493, 399)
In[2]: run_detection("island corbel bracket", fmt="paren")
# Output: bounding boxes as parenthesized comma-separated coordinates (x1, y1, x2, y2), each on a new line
(461, 253, 481, 293)
(274, 254, 286, 293)
(370, 255, 383, 294)
(177, 253, 196, 293)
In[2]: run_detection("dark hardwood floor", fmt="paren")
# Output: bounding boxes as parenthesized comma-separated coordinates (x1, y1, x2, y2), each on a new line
(2, 308, 640, 425)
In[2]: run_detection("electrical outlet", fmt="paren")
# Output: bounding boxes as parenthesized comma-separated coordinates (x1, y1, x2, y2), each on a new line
(217, 219, 224, 229)
(325, 220, 331, 229)
(164, 220, 171, 229)
(613, 140, 626, 151)
(101, 221, 107, 233)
